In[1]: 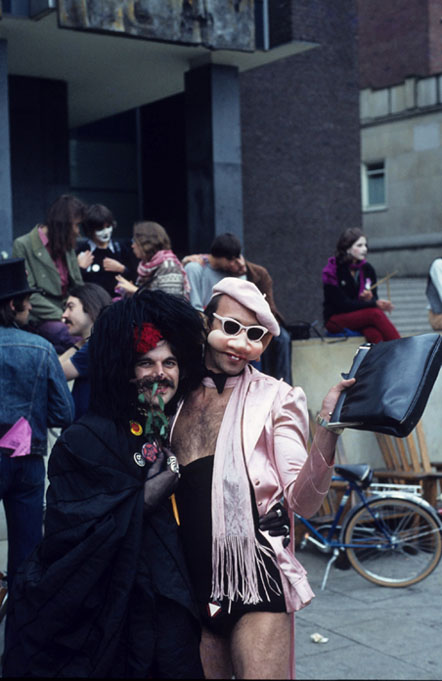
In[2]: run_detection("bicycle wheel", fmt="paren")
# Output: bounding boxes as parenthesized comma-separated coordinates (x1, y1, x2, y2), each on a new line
(342, 497, 442, 587)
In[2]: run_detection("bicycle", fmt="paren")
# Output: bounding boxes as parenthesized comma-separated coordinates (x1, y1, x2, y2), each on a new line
(296, 463, 442, 590)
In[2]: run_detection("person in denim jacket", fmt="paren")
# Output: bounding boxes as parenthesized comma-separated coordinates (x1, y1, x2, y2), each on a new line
(0, 258, 74, 589)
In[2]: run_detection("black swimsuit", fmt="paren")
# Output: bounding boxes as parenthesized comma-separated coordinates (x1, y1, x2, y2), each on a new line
(175, 455, 286, 637)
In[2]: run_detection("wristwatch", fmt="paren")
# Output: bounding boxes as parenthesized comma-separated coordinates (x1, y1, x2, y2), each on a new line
(315, 413, 344, 435)
(167, 455, 181, 477)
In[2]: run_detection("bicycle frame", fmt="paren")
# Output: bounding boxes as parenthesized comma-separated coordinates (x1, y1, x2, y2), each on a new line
(295, 474, 441, 590)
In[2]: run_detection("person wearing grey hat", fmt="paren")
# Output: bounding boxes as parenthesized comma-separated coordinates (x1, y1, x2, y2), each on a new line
(0, 258, 74, 622)
(170, 276, 354, 680)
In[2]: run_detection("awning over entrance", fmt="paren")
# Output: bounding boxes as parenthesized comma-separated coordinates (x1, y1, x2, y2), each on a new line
(0, 3, 316, 127)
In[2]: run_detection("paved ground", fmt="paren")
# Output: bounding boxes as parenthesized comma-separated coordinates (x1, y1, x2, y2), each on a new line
(0, 497, 441, 679)
(295, 544, 442, 680)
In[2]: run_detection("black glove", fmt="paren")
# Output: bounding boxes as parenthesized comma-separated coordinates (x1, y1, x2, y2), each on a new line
(258, 502, 291, 548)
(143, 446, 179, 514)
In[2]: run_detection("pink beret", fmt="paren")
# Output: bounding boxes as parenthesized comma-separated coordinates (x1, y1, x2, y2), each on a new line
(210, 277, 280, 337)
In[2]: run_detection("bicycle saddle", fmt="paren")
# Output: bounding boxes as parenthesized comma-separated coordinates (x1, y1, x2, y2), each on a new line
(334, 464, 373, 488)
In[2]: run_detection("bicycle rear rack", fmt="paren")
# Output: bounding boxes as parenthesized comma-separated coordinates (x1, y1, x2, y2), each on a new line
(369, 483, 422, 496)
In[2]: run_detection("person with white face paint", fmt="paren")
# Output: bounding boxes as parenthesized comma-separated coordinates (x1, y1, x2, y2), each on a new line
(322, 227, 401, 343)
(76, 203, 135, 297)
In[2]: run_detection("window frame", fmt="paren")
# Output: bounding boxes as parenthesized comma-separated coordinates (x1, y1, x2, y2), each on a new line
(361, 160, 387, 212)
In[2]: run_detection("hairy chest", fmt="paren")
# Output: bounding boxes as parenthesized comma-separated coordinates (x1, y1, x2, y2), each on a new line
(171, 387, 233, 465)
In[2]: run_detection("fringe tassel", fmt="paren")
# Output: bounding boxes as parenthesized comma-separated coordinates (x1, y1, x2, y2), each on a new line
(211, 535, 282, 605)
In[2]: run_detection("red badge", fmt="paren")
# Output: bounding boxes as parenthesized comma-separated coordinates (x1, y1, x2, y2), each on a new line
(142, 442, 159, 463)
(130, 420, 143, 436)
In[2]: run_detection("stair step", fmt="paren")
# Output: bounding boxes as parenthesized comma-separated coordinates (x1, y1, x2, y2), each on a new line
(377, 277, 429, 337)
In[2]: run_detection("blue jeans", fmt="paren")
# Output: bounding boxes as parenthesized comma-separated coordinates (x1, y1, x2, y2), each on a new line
(0, 453, 45, 586)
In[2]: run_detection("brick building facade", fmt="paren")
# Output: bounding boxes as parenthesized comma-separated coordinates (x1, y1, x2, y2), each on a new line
(358, 0, 442, 89)
(358, 0, 442, 287)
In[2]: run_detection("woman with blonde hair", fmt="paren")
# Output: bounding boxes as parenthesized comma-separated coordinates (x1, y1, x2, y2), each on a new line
(116, 221, 190, 299)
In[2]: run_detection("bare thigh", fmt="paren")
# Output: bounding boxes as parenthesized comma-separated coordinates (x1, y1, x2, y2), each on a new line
(200, 625, 233, 679)
(200, 611, 291, 680)
(231, 611, 291, 679)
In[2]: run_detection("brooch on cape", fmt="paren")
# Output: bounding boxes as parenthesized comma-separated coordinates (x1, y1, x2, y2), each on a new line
(133, 440, 160, 467)
(130, 420, 143, 436)
(133, 452, 145, 467)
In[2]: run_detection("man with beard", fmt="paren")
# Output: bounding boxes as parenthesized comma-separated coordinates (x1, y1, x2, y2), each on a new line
(3, 289, 206, 679)
(171, 277, 354, 680)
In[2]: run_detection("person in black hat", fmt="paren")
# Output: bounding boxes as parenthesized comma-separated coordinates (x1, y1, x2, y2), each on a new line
(0, 258, 74, 594)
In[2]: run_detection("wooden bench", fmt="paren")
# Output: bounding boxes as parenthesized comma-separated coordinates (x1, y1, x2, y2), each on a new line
(373, 421, 442, 508)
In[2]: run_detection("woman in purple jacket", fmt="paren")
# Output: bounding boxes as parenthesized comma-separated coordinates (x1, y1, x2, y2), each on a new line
(322, 227, 400, 343)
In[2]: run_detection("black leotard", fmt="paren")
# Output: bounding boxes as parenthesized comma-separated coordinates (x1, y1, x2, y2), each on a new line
(175, 455, 286, 637)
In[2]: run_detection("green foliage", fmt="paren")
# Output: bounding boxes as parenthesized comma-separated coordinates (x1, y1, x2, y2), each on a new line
(138, 381, 169, 446)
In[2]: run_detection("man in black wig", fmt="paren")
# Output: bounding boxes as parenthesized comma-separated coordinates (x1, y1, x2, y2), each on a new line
(3, 289, 206, 679)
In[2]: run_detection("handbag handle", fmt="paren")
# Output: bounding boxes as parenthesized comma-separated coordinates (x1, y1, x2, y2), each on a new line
(329, 343, 372, 427)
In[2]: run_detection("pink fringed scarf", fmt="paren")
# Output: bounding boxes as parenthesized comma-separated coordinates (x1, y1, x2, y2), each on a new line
(208, 368, 279, 605)
(136, 249, 190, 296)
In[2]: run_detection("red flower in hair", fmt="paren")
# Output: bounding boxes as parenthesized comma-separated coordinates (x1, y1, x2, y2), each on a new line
(134, 323, 163, 354)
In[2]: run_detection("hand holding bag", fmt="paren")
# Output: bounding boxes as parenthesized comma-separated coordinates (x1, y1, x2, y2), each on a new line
(329, 333, 442, 437)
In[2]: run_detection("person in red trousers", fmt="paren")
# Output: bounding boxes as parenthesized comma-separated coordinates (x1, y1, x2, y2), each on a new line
(322, 227, 400, 343)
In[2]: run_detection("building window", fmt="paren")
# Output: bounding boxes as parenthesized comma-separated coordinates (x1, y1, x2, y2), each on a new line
(361, 161, 386, 211)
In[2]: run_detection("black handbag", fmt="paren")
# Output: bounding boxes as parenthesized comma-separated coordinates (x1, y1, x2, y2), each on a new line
(329, 333, 442, 437)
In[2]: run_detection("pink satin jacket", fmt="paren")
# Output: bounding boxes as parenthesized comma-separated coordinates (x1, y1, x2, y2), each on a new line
(172, 366, 336, 614)
(241, 367, 335, 612)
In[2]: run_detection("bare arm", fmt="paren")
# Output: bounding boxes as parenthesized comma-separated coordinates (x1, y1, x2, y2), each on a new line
(61, 358, 80, 381)
(115, 274, 138, 295)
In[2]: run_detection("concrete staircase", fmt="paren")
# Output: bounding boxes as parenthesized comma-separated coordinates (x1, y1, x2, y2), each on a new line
(377, 276, 431, 337)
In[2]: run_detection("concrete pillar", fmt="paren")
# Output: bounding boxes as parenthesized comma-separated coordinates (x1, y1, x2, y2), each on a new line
(0, 40, 13, 257)
(185, 63, 244, 253)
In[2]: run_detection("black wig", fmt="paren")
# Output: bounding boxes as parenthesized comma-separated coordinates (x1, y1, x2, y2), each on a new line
(88, 289, 206, 422)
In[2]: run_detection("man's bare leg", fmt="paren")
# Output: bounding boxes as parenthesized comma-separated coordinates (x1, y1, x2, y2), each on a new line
(200, 625, 233, 679)
(231, 611, 291, 680)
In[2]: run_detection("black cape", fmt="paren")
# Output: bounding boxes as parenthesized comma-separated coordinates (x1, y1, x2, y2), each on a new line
(3, 413, 203, 678)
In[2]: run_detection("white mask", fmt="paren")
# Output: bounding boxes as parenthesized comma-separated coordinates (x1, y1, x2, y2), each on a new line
(95, 226, 113, 243)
